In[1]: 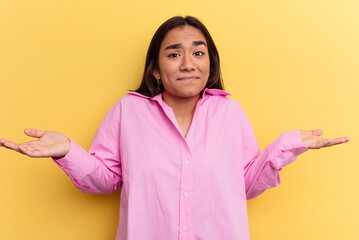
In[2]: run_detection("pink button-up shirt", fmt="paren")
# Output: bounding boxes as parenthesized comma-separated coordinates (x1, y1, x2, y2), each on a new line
(53, 88, 308, 240)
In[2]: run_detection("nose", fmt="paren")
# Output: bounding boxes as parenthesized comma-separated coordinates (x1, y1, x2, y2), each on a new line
(180, 54, 195, 72)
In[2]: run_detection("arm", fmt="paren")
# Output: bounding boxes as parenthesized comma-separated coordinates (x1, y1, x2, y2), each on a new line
(236, 104, 308, 199)
(52, 101, 123, 194)
(0, 101, 123, 194)
(243, 129, 308, 199)
(238, 104, 350, 199)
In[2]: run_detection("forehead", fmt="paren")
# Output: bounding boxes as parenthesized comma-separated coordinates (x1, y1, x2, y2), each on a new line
(161, 26, 207, 47)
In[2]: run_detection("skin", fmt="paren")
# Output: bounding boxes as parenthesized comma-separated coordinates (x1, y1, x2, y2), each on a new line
(298, 129, 349, 149)
(153, 26, 210, 138)
(0, 26, 350, 158)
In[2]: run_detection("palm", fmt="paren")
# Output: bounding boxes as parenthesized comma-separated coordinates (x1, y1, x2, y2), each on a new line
(0, 128, 70, 158)
(300, 129, 350, 149)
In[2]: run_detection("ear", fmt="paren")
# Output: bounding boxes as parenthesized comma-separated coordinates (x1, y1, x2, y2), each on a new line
(152, 69, 160, 79)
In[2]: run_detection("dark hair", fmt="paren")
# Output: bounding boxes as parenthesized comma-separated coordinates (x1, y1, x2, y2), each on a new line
(132, 16, 224, 97)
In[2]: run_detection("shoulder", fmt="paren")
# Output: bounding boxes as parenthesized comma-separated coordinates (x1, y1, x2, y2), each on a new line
(205, 88, 243, 110)
(107, 92, 162, 119)
(114, 92, 154, 107)
(101, 93, 141, 115)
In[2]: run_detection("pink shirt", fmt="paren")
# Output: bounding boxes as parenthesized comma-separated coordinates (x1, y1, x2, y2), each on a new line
(53, 88, 308, 240)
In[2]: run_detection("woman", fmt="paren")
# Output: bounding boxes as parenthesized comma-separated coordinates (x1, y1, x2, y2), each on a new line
(0, 16, 350, 240)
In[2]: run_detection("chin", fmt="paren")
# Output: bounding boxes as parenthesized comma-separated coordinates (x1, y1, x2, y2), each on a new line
(163, 84, 206, 99)
(176, 89, 202, 98)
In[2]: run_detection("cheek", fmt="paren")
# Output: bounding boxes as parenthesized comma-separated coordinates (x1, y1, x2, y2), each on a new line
(159, 61, 176, 77)
(201, 58, 210, 73)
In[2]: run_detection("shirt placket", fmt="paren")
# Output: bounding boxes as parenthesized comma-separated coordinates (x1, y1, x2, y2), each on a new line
(177, 98, 206, 240)
(178, 140, 193, 240)
(154, 95, 207, 240)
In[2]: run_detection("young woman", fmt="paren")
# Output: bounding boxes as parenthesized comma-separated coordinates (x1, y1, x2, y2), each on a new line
(0, 16, 350, 240)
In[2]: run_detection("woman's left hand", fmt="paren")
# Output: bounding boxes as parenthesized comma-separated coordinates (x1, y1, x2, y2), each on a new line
(300, 129, 350, 149)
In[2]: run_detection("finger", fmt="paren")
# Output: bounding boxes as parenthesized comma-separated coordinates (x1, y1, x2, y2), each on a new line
(300, 129, 322, 136)
(24, 128, 47, 139)
(309, 138, 331, 149)
(0, 139, 22, 153)
(311, 129, 323, 136)
(326, 137, 350, 147)
(315, 137, 350, 149)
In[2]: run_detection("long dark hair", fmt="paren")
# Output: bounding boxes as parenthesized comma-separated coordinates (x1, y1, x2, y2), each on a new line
(132, 16, 224, 97)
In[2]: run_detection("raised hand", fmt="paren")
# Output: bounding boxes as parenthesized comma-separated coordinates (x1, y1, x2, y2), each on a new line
(300, 129, 350, 149)
(0, 128, 71, 158)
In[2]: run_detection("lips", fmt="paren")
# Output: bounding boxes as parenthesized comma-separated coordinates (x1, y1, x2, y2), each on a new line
(177, 76, 199, 80)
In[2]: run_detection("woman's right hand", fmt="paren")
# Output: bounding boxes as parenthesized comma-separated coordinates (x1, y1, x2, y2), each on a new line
(0, 128, 71, 158)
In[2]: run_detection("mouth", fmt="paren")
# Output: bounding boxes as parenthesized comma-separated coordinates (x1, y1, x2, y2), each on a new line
(177, 76, 199, 81)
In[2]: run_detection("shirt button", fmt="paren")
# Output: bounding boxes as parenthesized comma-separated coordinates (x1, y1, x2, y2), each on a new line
(276, 157, 281, 162)
(185, 160, 190, 164)
(182, 226, 187, 231)
(183, 192, 188, 197)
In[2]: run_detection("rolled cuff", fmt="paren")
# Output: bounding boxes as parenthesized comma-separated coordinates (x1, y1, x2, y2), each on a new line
(52, 138, 94, 192)
(269, 129, 308, 170)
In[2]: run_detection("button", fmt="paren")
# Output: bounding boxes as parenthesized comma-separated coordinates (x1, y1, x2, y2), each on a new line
(183, 192, 188, 197)
(185, 160, 190, 164)
(182, 226, 187, 231)
(276, 158, 281, 162)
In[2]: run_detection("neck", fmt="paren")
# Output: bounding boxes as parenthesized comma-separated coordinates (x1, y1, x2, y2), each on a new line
(162, 91, 201, 120)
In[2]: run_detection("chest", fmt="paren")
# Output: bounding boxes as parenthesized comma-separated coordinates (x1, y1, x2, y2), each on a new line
(177, 117, 193, 139)
(119, 105, 245, 194)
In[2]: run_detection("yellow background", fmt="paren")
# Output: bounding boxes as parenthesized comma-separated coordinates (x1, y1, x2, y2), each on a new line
(1, 0, 358, 239)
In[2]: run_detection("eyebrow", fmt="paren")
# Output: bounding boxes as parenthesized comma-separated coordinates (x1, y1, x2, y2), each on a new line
(164, 41, 207, 50)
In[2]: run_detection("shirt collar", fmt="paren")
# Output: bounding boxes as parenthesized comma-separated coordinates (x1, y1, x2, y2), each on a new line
(127, 88, 231, 101)
(202, 88, 232, 96)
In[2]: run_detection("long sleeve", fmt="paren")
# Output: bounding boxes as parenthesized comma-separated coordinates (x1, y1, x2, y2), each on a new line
(52, 101, 123, 194)
(237, 105, 308, 199)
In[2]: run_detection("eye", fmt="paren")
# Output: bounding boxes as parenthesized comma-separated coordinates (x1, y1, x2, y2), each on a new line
(194, 51, 205, 56)
(168, 53, 180, 58)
